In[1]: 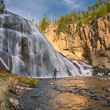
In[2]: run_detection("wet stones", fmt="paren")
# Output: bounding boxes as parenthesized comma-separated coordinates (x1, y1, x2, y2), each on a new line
(93, 66, 110, 76)
(52, 83, 110, 107)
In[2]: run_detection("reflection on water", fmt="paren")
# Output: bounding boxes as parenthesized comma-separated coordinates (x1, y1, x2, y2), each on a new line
(54, 93, 88, 110)
(49, 77, 110, 110)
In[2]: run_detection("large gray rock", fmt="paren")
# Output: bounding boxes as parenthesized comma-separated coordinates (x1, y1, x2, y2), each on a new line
(0, 11, 92, 77)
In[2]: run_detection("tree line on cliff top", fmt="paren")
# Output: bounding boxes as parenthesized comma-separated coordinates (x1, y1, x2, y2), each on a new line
(39, 0, 110, 34)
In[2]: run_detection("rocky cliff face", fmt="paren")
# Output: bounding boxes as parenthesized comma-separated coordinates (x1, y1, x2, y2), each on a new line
(45, 14, 110, 69)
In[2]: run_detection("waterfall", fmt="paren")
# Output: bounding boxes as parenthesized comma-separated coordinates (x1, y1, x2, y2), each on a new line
(0, 11, 93, 77)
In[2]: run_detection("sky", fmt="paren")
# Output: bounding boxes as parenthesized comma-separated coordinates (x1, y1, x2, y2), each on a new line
(5, 0, 96, 22)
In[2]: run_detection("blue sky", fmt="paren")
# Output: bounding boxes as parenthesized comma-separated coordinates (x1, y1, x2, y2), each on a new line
(5, 0, 96, 22)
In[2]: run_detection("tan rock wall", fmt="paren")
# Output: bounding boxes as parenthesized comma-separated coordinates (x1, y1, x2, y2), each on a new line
(44, 14, 110, 68)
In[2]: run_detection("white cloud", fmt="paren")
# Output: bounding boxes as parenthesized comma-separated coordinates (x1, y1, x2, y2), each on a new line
(64, 0, 75, 4)
(63, 0, 85, 10)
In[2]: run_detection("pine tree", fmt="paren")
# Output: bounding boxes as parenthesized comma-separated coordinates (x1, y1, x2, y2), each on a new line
(39, 17, 49, 33)
(0, 0, 5, 14)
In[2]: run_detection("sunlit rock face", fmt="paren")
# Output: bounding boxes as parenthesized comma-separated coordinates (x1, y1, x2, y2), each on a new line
(45, 15, 110, 69)
(0, 11, 92, 77)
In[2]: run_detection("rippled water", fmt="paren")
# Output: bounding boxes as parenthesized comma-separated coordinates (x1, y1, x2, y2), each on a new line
(50, 77, 110, 110)
(21, 77, 110, 110)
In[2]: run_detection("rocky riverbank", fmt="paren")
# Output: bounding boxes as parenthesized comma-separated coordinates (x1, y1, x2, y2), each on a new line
(0, 69, 39, 110)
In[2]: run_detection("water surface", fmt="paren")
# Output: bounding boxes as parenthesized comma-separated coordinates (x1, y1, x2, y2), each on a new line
(21, 77, 110, 110)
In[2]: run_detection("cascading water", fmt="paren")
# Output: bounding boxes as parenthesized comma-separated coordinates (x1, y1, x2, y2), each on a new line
(0, 11, 93, 78)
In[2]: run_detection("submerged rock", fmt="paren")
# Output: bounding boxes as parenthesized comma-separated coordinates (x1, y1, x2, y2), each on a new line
(0, 11, 92, 77)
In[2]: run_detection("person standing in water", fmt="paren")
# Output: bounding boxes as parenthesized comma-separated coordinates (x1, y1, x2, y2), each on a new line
(0, 0, 5, 14)
(53, 68, 57, 80)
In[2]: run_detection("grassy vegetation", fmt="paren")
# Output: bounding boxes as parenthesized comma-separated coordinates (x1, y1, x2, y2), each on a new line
(12, 76, 39, 87)
(0, 69, 39, 87)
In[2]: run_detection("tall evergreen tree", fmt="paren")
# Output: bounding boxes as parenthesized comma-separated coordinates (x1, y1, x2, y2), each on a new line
(0, 0, 5, 14)
(39, 17, 49, 33)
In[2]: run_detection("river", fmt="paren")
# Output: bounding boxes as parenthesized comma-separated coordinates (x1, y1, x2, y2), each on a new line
(20, 77, 110, 110)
